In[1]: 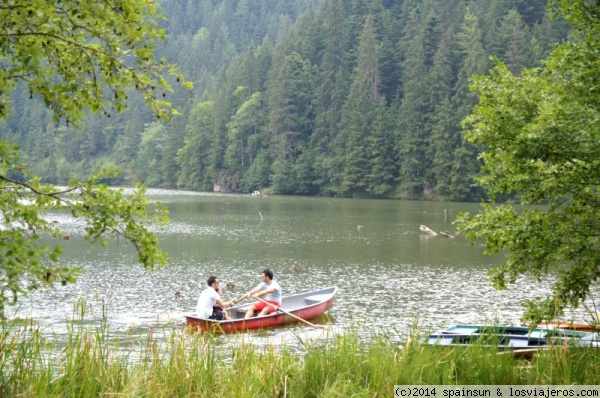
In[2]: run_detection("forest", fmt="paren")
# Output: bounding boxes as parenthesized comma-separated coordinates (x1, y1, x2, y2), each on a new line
(0, 0, 571, 201)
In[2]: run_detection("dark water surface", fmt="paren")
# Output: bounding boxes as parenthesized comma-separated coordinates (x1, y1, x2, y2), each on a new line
(12, 189, 599, 350)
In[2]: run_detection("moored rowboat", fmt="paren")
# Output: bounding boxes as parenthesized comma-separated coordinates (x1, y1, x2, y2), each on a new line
(427, 324, 600, 349)
(185, 286, 337, 333)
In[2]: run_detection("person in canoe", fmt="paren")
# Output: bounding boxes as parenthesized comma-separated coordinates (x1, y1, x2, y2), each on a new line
(196, 276, 238, 321)
(242, 269, 282, 318)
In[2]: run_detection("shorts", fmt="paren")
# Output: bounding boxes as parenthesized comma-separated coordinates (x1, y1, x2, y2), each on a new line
(208, 311, 225, 321)
(254, 300, 280, 314)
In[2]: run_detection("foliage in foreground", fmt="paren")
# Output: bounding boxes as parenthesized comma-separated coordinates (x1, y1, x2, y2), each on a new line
(0, 150, 170, 317)
(2, 314, 600, 397)
(457, 0, 600, 324)
(0, 0, 191, 315)
(1, 0, 190, 122)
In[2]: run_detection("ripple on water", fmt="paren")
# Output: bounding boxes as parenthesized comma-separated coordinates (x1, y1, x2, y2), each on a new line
(9, 191, 600, 357)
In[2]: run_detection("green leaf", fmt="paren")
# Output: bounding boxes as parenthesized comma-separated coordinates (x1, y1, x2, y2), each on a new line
(458, 0, 600, 323)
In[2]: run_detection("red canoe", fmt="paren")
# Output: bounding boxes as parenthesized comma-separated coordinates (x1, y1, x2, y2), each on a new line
(185, 286, 337, 333)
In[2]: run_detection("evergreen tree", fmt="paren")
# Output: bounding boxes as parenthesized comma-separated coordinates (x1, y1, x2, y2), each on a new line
(396, 28, 431, 198)
(293, 150, 320, 195)
(135, 122, 167, 187)
(310, 0, 350, 195)
(449, 7, 489, 199)
(484, 0, 527, 63)
(340, 16, 381, 197)
(178, 101, 215, 191)
(366, 97, 396, 197)
(112, 101, 146, 175)
(234, 0, 253, 49)
(283, 3, 321, 65)
(241, 150, 272, 192)
(423, 13, 443, 68)
(514, 0, 548, 26)
(210, 80, 239, 191)
(531, 11, 570, 58)
(454, 8, 489, 110)
(160, 125, 185, 189)
(265, 50, 315, 194)
(377, 7, 402, 104)
(429, 27, 460, 198)
(499, 10, 531, 74)
(224, 92, 266, 191)
(255, 39, 275, 92)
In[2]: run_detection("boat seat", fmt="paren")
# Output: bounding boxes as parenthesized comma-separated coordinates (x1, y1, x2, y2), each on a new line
(304, 294, 330, 305)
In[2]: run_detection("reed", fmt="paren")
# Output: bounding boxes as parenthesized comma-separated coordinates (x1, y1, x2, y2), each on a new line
(2, 302, 600, 397)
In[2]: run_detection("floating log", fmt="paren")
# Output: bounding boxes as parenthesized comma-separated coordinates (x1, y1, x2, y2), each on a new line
(420, 225, 437, 236)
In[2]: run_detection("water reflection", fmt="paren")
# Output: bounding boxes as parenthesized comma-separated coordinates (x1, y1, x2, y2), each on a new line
(11, 189, 600, 352)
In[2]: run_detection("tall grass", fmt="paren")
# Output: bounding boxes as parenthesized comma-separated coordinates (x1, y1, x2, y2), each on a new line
(1, 302, 600, 397)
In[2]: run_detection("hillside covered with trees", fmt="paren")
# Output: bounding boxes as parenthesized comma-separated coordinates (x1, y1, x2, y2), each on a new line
(0, 0, 570, 201)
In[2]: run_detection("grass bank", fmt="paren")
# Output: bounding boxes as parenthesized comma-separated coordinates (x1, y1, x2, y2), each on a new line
(1, 312, 600, 397)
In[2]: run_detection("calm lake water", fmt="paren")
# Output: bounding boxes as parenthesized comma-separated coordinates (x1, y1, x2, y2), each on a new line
(11, 189, 599, 349)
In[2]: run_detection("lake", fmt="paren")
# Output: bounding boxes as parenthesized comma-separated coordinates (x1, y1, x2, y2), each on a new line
(11, 189, 599, 349)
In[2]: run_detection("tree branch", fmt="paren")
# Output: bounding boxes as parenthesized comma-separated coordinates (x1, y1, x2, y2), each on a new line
(0, 174, 79, 200)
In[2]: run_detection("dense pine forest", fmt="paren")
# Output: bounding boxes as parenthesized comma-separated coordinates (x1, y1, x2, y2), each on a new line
(0, 0, 570, 201)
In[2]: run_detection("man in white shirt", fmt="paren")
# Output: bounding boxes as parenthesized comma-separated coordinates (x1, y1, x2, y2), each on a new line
(196, 276, 237, 320)
(242, 269, 282, 318)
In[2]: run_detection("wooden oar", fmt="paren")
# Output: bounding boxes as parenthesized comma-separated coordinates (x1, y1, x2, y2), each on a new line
(233, 295, 249, 305)
(227, 295, 250, 310)
(255, 297, 323, 329)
